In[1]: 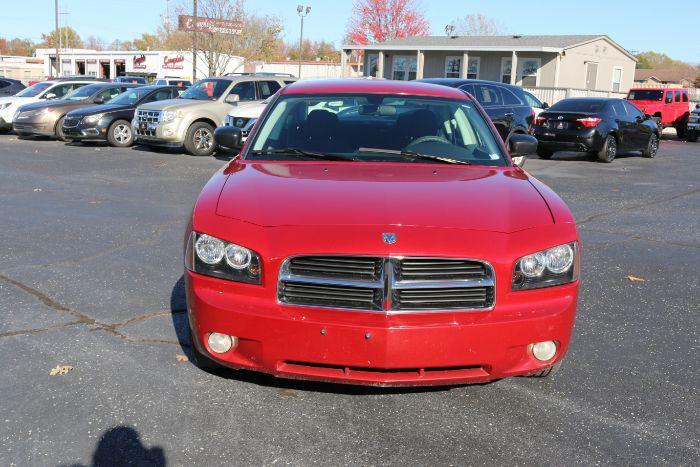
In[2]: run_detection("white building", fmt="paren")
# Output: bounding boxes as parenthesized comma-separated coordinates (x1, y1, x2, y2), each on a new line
(0, 56, 45, 83)
(34, 48, 245, 81)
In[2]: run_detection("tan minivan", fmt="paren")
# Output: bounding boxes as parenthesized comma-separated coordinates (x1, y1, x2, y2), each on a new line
(133, 74, 293, 156)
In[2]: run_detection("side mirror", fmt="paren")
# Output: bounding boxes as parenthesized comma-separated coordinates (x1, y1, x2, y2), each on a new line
(225, 93, 240, 104)
(541, 102, 549, 110)
(508, 133, 538, 168)
(214, 126, 243, 150)
(44, 93, 57, 100)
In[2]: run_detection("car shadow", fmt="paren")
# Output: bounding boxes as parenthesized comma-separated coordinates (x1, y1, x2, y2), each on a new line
(59, 425, 166, 467)
(537, 151, 645, 162)
(169, 275, 495, 395)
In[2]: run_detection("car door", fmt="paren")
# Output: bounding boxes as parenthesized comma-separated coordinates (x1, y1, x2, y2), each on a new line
(610, 100, 633, 149)
(623, 100, 652, 149)
(470, 83, 512, 142)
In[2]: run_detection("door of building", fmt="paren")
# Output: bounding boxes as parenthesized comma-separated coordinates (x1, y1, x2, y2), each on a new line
(585, 62, 598, 90)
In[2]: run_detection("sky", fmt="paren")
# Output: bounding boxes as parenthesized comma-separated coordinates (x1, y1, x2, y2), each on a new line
(0, 0, 696, 63)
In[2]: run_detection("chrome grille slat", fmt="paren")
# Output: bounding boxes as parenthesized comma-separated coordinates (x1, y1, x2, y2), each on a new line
(278, 256, 495, 313)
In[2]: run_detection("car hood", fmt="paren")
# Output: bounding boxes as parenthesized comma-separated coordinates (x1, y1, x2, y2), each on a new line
(216, 162, 553, 233)
(0, 95, 34, 106)
(628, 100, 663, 112)
(68, 103, 131, 117)
(18, 99, 90, 112)
(228, 101, 267, 118)
(137, 98, 209, 111)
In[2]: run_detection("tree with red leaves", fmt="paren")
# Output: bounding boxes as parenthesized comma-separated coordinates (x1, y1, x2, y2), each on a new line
(346, 0, 430, 46)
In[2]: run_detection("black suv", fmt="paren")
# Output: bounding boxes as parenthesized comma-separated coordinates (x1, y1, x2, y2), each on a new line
(417, 78, 534, 142)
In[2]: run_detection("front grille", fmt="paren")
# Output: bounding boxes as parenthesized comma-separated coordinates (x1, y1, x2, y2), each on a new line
(278, 256, 495, 312)
(288, 256, 382, 281)
(279, 281, 382, 310)
(63, 116, 81, 127)
(136, 109, 161, 123)
(394, 286, 493, 310)
(397, 258, 487, 281)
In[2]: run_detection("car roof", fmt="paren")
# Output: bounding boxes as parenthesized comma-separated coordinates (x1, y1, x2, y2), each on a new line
(629, 87, 687, 92)
(417, 78, 523, 90)
(281, 79, 468, 99)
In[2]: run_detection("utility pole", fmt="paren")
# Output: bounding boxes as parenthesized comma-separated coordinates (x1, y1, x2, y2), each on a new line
(192, 0, 198, 81)
(54, 0, 61, 76)
(296, 5, 311, 79)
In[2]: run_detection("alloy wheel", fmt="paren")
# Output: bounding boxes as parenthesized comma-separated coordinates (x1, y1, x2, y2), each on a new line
(114, 124, 132, 144)
(193, 128, 213, 151)
(649, 135, 658, 157)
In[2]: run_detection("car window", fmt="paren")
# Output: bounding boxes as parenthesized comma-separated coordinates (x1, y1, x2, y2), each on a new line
(229, 81, 257, 101)
(473, 84, 503, 107)
(248, 93, 508, 167)
(98, 87, 123, 102)
(51, 83, 83, 98)
(458, 84, 475, 98)
(258, 80, 281, 99)
(627, 90, 663, 101)
(153, 80, 164, 85)
(0, 80, 9, 89)
(682, 92, 689, 102)
(623, 100, 643, 119)
(500, 87, 522, 105)
(611, 101, 627, 116)
(179, 79, 230, 101)
(674, 91, 681, 103)
(522, 91, 543, 109)
(150, 89, 173, 102)
(16, 82, 52, 97)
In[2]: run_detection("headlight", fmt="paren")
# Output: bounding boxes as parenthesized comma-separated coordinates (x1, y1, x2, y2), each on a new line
(185, 232, 261, 284)
(162, 110, 181, 122)
(512, 242, 578, 290)
(83, 113, 104, 124)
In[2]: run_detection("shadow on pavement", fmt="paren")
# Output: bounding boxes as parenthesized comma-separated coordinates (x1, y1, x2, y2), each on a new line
(61, 426, 166, 467)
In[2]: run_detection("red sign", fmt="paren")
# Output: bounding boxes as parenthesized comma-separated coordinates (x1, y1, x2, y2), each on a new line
(114, 59, 126, 64)
(133, 55, 146, 69)
(178, 15, 242, 35)
(163, 55, 184, 70)
(86, 59, 97, 64)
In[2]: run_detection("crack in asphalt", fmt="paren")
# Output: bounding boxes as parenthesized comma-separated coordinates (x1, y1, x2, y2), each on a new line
(0, 273, 187, 346)
(576, 188, 700, 226)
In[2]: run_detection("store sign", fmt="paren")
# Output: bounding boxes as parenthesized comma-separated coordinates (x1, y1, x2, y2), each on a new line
(178, 15, 242, 35)
(114, 59, 126, 64)
(86, 59, 97, 64)
(133, 55, 147, 69)
(163, 55, 184, 70)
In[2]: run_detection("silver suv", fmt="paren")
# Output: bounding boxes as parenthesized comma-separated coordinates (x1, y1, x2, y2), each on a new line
(133, 74, 294, 156)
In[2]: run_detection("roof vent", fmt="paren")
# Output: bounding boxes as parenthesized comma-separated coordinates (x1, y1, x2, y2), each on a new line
(512, 34, 523, 39)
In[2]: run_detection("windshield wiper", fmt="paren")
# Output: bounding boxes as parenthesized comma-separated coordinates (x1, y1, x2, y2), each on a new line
(250, 148, 357, 162)
(357, 147, 471, 165)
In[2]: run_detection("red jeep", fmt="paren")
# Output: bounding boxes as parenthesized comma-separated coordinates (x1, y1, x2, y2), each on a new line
(626, 88, 690, 138)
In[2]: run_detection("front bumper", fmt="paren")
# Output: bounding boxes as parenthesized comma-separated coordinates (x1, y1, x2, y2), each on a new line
(63, 122, 108, 141)
(0, 117, 11, 130)
(187, 271, 578, 386)
(133, 120, 183, 146)
(12, 121, 55, 136)
(534, 127, 603, 153)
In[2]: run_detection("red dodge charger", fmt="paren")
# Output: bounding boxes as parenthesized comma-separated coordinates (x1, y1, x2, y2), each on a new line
(186, 80, 580, 386)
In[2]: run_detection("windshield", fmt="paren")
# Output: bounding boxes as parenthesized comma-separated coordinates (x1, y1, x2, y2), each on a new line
(179, 79, 229, 101)
(627, 90, 663, 101)
(16, 82, 52, 98)
(64, 84, 104, 101)
(549, 99, 607, 113)
(247, 94, 507, 166)
(108, 87, 153, 105)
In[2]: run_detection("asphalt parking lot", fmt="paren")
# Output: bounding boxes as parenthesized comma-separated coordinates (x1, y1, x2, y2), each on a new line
(0, 133, 698, 466)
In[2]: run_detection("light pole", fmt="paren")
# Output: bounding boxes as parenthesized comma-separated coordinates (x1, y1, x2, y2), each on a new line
(54, 0, 61, 76)
(296, 5, 311, 78)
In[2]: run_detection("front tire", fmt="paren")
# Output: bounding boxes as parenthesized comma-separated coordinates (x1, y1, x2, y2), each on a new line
(184, 122, 216, 157)
(537, 148, 553, 159)
(643, 133, 659, 158)
(529, 360, 562, 378)
(107, 119, 134, 147)
(597, 135, 617, 163)
(55, 116, 67, 142)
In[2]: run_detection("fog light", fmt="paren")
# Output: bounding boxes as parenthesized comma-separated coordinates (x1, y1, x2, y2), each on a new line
(532, 341, 557, 361)
(207, 333, 237, 354)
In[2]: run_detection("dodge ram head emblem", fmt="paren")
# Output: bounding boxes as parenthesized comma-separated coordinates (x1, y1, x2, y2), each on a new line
(382, 233, 397, 244)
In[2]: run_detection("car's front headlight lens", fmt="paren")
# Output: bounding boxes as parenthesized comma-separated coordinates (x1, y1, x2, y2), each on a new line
(512, 242, 578, 290)
(186, 232, 261, 284)
(162, 110, 181, 122)
(83, 113, 104, 124)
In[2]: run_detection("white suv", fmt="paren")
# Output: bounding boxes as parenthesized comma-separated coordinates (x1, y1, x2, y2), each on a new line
(0, 80, 97, 130)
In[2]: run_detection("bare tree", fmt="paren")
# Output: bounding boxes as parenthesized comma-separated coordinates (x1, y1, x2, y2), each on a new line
(84, 35, 106, 51)
(452, 14, 504, 36)
(173, 0, 283, 76)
